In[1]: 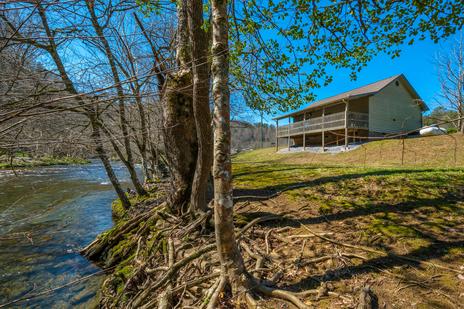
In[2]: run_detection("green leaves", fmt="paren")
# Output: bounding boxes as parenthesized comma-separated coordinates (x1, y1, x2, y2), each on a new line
(228, 0, 464, 114)
(136, 0, 162, 15)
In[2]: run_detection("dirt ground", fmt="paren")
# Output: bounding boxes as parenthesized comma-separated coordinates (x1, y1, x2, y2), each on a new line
(74, 139, 464, 309)
(232, 159, 464, 308)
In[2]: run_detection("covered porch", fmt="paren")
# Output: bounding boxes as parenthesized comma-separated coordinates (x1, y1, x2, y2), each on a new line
(274, 98, 369, 152)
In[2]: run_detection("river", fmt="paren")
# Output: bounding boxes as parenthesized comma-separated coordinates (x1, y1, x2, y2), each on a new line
(0, 161, 134, 308)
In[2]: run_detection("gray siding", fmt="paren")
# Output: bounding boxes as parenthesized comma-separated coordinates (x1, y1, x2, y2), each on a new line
(368, 80, 422, 134)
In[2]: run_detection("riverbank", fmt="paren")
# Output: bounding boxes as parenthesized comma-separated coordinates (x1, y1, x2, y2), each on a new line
(83, 147, 464, 308)
(0, 155, 90, 170)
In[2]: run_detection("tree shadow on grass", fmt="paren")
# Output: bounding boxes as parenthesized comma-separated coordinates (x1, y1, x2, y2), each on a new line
(238, 204, 464, 298)
(235, 192, 464, 298)
(233, 165, 342, 178)
(237, 195, 461, 228)
(233, 168, 446, 203)
(233, 165, 464, 292)
(283, 239, 464, 292)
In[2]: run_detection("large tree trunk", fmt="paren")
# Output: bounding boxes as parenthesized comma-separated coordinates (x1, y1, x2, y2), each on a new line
(162, 0, 198, 213)
(188, 0, 214, 214)
(162, 72, 198, 212)
(211, 0, 249, 294)
(85, 0, 147, 196)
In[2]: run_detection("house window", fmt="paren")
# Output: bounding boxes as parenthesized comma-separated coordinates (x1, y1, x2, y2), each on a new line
(395, 81, 400, 86)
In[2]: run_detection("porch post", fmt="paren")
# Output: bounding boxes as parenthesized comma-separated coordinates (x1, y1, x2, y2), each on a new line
(303, 113, 306, 151)
(344, 100, 349, 150)
(322, 107, 325, 152)
(287, 116, 291, 151)
(275, 119, 279, 152)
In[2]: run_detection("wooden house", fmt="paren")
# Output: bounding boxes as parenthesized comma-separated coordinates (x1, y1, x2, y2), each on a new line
(274, 74, 428, 151)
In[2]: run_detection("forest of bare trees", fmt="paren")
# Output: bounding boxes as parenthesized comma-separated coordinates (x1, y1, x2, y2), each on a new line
(1, 1, 174, 206)
(231, 121, 275, 152)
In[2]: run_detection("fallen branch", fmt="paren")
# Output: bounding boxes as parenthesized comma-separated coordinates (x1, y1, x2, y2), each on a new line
(287, 232, 334, 239)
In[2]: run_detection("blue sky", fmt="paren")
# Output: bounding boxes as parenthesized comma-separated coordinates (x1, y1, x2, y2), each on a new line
(267, 32, 461, 124)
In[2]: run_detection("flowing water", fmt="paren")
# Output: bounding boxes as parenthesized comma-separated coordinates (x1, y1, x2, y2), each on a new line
(0, 161, 134, 308)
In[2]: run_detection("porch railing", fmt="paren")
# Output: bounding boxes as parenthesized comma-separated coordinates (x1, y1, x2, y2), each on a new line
(277, 111, 368, 137)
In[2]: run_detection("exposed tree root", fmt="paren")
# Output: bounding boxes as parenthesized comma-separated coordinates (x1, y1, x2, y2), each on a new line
(253, 283, 311, 309)
(298, 221, 464, 274)
(206, 276, 226, 309)
(79, 192, 463, 309)
(80, 196, 322, 308)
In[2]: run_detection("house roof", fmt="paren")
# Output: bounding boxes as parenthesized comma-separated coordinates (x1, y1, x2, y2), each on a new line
(273, 74, 428, 120)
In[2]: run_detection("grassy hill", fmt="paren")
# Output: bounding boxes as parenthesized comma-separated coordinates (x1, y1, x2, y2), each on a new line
(234, 133, 464, 168)
(231, 134, 464, 308)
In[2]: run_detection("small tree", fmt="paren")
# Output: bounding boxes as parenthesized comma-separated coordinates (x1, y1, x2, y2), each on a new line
(210, 0, 464, 306)
(424, 106, 458, 128)
(436, 33, 464, 133)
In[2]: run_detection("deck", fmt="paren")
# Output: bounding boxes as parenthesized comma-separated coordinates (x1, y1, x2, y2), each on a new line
(277, 111, 368, 137)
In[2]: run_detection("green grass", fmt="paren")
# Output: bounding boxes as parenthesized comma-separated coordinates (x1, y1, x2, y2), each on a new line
(111, 192, 161, 220)
(232, 141, 464, 255)
(233, 133, 464, 168)
(0, 155, 89, 169)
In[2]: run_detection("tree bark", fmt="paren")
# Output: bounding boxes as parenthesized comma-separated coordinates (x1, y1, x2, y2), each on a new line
(90, 113, 131, 209)
(134, 90, 152, 182)
(460, 107, 464, 133)
(85, 0, 147, 196)
(188, 0, 214, 214)
(149, 144, 166, 177)
(211, 0, 249, 294)
(162, 0, 198, 213)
